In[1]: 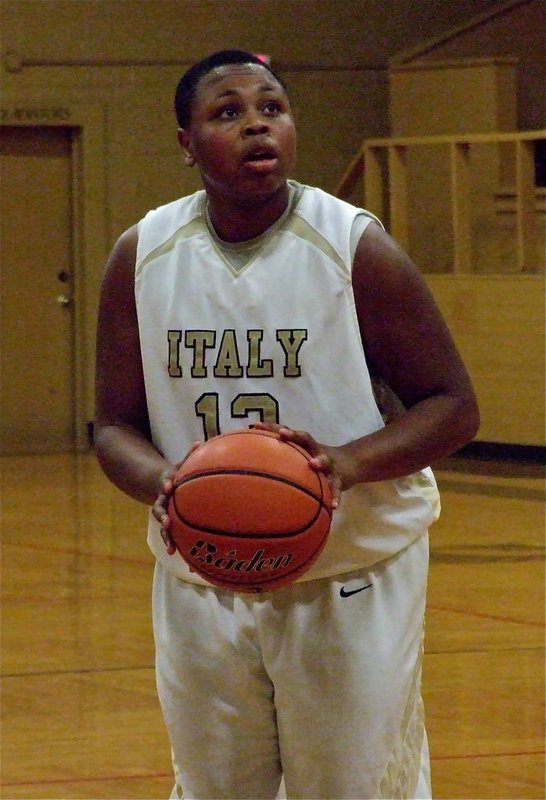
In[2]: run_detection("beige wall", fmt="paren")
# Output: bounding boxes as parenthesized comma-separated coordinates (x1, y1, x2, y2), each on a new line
(390, 0, 545, 130)
(426, 274, 545, 446)
(1, 0, 394, 440)
(383, 0, 545, 445)
(0, 2, 397, 233)
(389, 59, 525, 275)
(1, 0, 543, 446)
(2, 0, 530, 224)
(3, 0, 537, 236)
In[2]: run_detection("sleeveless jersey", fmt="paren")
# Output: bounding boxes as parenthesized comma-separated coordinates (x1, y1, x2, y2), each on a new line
(135, 181, 440, 584)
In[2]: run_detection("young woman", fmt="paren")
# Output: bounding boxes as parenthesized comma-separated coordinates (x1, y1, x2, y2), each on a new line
(94, 49, 479, 799)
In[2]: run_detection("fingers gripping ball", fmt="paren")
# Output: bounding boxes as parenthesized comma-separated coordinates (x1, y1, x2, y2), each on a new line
(167, 429, 333, 592)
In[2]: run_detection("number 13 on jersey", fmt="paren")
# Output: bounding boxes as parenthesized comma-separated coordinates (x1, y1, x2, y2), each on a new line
(196, 392, 279, 440)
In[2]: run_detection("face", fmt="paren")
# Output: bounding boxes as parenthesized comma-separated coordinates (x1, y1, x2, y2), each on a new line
(178, 63, 297, 204)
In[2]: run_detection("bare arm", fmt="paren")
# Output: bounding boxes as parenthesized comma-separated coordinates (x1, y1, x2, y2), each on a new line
(94, 225, 175, 505)
(255, 222, 479, 497)
(342, 222, 479, 484)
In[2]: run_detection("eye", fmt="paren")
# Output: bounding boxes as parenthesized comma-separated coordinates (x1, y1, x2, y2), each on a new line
(263, 101, 282, 115)
(217, 106, 239, 120)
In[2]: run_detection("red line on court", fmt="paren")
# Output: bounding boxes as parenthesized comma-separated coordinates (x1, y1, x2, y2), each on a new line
(427, 602, 544, 628)
(431, 749, 545, 761)
(4, 752, 545, 787)
(2, 540, 153, 568)
(1, 772, 171, 787)
(4, 543, 546, 625)
(5, 543, 544, 626)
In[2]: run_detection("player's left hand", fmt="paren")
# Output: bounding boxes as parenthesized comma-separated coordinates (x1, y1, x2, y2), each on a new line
(250, 421, 349, 509)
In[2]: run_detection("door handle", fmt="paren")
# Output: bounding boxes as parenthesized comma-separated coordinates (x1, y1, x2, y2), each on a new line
(56, 293, 73, 307)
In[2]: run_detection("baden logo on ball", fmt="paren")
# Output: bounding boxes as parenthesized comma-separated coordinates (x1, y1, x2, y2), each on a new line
(167, 428, 333, 592)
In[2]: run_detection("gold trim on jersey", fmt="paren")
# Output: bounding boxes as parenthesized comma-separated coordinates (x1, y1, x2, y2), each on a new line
(204, 182, 305, 277)
(136, 182, 353, 281)
(136, 217, 206, 276)
(286, 214, 350, 278)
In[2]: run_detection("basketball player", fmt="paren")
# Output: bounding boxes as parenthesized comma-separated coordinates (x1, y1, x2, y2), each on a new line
(94, 50, 479, 799)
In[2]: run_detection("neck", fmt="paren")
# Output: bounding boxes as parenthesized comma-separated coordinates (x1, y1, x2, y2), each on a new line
(206, 183, 290, 243)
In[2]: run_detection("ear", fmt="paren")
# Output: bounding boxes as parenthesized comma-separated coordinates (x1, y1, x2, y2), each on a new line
(177, 128, 195, 166)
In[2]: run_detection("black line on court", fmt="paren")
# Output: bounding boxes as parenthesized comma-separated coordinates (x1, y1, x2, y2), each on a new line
(436, 478, 544, 502)
(430, 542, 545, 564)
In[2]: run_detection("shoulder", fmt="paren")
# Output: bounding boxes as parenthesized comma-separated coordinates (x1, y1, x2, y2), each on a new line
(290, 183, 381, 267)
(352, 223, 441, 337)
(99, 225, 139, 310)
(351, 223, 470, 399)
(137, 190, 207, 262)
(139, 190, 205, 227)
(294, 183, 379, 224)
(103, 189, 204, 281)
(353, 222, 426, 293)
(296, 182, 358, 217)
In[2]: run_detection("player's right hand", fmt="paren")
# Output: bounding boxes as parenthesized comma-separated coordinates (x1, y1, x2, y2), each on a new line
(152, 471, 177, 555)
(152, 442, 202, 554)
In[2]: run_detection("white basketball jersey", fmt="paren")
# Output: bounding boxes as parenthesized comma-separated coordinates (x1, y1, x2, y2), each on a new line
(135, 181, 440, 584)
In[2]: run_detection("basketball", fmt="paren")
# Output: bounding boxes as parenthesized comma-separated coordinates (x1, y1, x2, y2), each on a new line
(167, 428, 333, 592)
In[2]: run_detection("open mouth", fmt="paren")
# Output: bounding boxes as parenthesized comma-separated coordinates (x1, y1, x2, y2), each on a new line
(244, 149, 278, 163)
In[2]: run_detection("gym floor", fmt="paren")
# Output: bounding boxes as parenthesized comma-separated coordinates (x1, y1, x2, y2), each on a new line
(1, 449, 544, 799)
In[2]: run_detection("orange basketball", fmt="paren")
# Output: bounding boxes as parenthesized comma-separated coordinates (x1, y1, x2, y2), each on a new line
(167, 428, 333, 592)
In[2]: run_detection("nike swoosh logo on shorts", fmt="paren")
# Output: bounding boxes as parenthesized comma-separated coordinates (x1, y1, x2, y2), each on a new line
(339, 583, 372, 598)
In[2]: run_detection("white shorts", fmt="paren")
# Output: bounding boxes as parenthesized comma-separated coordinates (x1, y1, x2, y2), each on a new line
(152, 534, 431, 800)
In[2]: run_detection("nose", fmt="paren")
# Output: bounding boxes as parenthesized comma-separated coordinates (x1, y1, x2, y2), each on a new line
(243, 112, 269, 136)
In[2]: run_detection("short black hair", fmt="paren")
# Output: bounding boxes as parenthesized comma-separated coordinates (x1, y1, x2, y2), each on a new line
(174, 49, 287, 129)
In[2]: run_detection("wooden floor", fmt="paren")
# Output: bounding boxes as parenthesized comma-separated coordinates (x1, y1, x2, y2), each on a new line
(1, 451, 544, 799)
